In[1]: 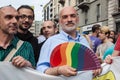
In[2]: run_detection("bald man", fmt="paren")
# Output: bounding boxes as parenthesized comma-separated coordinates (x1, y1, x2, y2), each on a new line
(38, 20, 58, 53)
(37, 6, 101, 77)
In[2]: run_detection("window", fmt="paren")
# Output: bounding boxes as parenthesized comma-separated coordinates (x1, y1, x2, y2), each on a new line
(118, 0, 120, 11)
(96, 4, 100, 21)
(50, 3, 53, 7)
(47, 7, 49, 20)
(78, 0, 84, 3)
(85, 11, 88, 24)
(44, 10, 46, 21)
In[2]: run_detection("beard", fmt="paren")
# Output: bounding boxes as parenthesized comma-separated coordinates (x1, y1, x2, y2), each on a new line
(61, 21, 78, 33)
(18, 21, 32, 31)
(19, 24, 31, 31)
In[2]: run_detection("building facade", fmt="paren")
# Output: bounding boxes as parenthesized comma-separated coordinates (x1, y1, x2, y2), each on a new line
(110, 0, 120, 33)
(76, 0, 108, 33)
(42, 0, 120, 33)
(43, 1, 53, 21)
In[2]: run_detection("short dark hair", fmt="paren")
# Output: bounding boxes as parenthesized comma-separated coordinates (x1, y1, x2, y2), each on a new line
(42, 20, 57, 28)
(110, 30, 117, 35)
(108, 36, 116, 43)
(92, 24, 101, 32)
(17, 5, 34, 18)
(40, 28, 44, 35)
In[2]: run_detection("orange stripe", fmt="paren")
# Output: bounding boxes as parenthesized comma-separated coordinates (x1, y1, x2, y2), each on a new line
(59, 42, 68, 66)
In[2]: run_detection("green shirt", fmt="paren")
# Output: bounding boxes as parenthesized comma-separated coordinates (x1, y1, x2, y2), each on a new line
(0, 36, 35, 67)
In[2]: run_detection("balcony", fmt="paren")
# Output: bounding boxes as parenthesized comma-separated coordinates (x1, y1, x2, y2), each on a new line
(58, 0, 65, 6)
(77, 1, 90, 12)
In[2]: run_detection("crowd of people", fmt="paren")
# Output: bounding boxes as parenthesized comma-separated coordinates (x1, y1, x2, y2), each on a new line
(0, 5, 120, 78)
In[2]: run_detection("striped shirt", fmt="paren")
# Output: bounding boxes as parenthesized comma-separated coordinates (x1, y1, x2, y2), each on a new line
(0, 36, 35, 67)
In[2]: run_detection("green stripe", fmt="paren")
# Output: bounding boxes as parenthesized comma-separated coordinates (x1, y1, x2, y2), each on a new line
(0, 36, 35, 67)
(71, 43, 81, 68)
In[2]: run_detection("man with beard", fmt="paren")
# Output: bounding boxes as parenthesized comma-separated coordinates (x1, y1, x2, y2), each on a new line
(16, 5, 39, 64)
(37, 6, 101, 77)
(0, 5, 35, 68)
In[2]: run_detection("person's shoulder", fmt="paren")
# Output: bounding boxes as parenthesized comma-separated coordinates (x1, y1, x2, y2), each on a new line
(89, 35, 96, 40)
(38, 35, 45, 39)
(22, 41, 33, 48)
(32, 36, 38, 41)
(28, 34, 38, 43)
(80, 35, 89, 40)
(48, 34, 60, 40)
(42, 34, 61, 46)
(90, 35, 97, 39)
(95, 38, 101, 42)
(97, 43, 102, 48)
(27, 31, 37, 39)
(107, 41, 114, 46)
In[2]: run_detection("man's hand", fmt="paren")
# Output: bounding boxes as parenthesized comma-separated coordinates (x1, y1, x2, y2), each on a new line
(45, 65, 77, 77)
(57, 65, 77, 77)
(92, 68, 102, 77)
(104, 55, 113, 64)
(12, 56, 32, 68)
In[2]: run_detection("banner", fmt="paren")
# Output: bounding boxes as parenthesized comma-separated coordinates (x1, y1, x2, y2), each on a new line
(0, 57, 120, 80)
(0, 62, 92, 80)
(93, 57, 120, 80)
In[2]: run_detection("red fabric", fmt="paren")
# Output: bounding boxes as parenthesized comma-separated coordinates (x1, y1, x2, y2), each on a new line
(115, 35, 120, 51)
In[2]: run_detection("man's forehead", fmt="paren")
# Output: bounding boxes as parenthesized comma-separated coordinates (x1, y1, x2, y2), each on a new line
(60, 10, 77, 17)
(0, 6, 18, 15)
(1, 6, 13, 10)
(0, 6, 16, 12)
(43, 20, 53, 24)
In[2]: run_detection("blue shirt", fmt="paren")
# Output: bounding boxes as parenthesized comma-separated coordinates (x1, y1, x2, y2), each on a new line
(36, 30, 90, 73)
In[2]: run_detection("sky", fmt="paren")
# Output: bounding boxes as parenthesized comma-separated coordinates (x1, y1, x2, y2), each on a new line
(0, 0, 50, 21)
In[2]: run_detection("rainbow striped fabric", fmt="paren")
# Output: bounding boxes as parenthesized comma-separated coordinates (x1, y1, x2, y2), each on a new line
(50, 42, 101, 71)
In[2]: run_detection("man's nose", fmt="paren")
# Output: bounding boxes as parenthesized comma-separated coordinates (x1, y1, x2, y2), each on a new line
(12, 17, 17, 23)
(67, 16, 72, 21)
(25, 17, 29, 21)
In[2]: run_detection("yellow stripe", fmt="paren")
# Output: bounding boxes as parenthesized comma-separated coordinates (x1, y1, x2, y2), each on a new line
(66, 42, 75, 66)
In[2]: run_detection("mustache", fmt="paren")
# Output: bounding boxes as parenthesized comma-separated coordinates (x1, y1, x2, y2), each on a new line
(65, 21, 75, 25)
(22, 22, 30, 25)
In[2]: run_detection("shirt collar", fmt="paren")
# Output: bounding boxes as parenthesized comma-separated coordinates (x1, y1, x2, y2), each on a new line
(10, 36, 19, 48)
(0, 36, 18, 49)
(60, 30, 81, 41)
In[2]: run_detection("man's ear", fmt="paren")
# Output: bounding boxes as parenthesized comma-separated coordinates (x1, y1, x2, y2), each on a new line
(55, 27, 59, 34)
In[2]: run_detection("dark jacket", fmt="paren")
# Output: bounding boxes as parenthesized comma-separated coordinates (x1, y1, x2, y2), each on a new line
(38, 40, 46, 53)
(16, 31, 39, 64)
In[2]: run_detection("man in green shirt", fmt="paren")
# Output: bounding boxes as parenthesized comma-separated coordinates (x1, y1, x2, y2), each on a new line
(0, 5, 35, 68)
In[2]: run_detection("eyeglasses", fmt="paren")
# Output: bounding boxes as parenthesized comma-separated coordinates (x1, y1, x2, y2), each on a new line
(19, 14, 34, 20)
